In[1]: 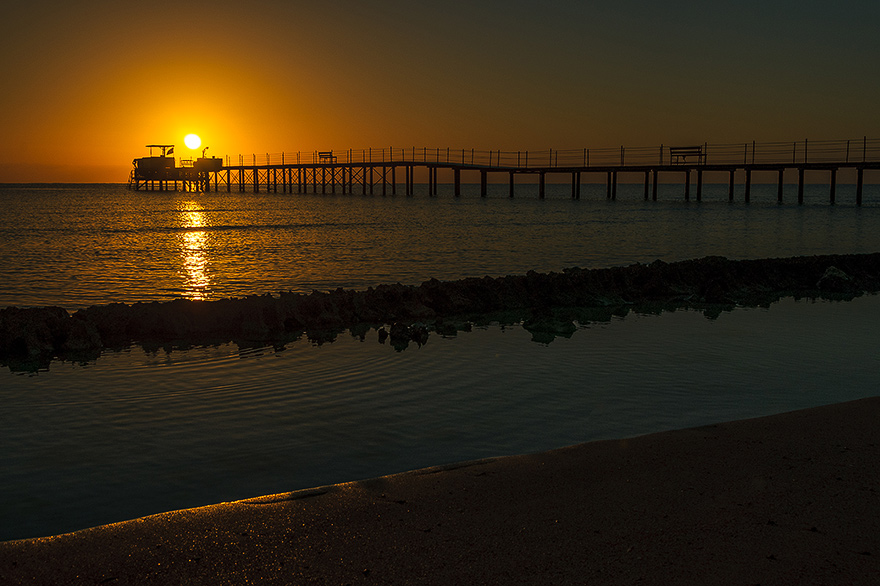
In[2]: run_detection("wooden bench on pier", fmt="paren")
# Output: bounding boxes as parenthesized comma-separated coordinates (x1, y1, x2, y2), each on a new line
(669, 146, 705, 164)
(318, 151, 337, 163)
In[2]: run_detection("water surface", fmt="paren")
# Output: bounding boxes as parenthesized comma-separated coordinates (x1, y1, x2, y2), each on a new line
(1, 183, 879, 541)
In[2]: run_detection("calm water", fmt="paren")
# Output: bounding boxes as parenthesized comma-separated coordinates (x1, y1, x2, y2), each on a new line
(2, 182, 880, 540)
(1, 182, 878, 308)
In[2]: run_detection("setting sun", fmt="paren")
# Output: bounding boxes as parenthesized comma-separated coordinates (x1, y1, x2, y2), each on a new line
(184, 134, 201, 149)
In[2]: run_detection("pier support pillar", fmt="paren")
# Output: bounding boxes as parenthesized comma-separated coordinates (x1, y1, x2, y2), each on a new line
(830, 168, 837, 205)
(652, 170, 658, 201)
(480, 170, 487, 197)
(611, 171, 617, 200)
(539, 172, 546, 199)
(745, 169, 752, 203)
(778, 169, 785, 203)
(728, 170, 735, 202)
(454, 168, 461, 197)
(392, 166, 397, 195)
(606, 172, 612, 199)
(857, 167, 864, 206)
(684, 170, 690, 201)
(696, 169, 703, 202)
(509, 172, 515, 198)
(797, 168, 805, 204)
(644, 171, 650, 200)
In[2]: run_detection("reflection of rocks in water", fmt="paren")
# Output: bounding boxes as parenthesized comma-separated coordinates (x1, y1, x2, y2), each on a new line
(3, 253, 880, 370)
(380, 322, 430, 352)
(522, 309, 577, 344)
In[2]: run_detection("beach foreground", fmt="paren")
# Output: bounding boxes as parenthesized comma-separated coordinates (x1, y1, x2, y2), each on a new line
(2, 398, 879, 585)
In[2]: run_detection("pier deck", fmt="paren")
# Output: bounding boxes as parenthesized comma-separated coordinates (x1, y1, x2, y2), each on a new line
(131, 138, 880, 205)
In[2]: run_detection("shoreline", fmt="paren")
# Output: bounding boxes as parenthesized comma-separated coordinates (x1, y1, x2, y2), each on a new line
(3, 397, 879, 584)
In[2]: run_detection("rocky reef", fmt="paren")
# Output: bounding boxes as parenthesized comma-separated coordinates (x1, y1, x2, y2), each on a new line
(2, 253, 879, 370)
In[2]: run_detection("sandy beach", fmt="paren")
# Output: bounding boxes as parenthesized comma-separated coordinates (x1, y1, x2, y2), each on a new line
(2, 397, 879, 585)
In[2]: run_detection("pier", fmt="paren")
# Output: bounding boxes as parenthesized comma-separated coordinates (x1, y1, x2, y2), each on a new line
(130, 138, 880, 205)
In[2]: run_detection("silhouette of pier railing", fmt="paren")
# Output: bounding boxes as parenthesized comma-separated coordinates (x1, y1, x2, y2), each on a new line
(134, 138, 880, 205)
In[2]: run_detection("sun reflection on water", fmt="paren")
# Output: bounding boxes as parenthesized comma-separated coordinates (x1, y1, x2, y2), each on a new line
(179, 201, 211, 300)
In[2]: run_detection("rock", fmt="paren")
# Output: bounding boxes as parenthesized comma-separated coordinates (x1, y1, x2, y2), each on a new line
(816, 266, 854, 292)
(5, 253, 880, 366)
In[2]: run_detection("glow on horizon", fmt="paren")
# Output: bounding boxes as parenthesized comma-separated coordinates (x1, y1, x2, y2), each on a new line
(1, 1, 879, 182)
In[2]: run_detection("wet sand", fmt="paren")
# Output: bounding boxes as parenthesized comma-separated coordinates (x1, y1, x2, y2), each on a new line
(2, 397, 879, 585)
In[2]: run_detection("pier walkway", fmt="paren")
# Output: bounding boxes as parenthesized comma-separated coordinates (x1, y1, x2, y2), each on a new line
(134, 138, 880, 205)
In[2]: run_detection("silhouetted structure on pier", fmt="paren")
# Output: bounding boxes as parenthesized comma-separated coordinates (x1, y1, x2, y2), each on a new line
(129, 138, 880, 204)
(129, 145, 223, 192)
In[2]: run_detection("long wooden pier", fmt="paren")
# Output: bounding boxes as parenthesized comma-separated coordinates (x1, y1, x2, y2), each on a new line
(131, 138, 880, 205)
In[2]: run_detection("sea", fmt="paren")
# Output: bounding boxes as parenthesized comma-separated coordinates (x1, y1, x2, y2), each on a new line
(2, 180, 880, 541)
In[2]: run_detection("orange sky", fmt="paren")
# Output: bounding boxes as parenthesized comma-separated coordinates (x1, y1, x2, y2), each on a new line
(1, 0, 879, 182)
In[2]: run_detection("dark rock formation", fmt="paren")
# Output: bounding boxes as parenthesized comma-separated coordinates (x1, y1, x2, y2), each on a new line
(3, 253, 879, 370)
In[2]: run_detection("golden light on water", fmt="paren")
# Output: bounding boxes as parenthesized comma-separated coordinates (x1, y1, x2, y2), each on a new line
(179, 201, 210, 300)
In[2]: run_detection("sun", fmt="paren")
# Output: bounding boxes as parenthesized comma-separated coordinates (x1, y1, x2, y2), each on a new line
(184, 134, 201, 149)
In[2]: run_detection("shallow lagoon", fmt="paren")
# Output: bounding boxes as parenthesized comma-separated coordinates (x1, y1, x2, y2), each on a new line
(2, 294, 878, 540)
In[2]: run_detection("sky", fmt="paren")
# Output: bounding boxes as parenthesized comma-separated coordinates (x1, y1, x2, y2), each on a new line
(1, 0, 879, 182)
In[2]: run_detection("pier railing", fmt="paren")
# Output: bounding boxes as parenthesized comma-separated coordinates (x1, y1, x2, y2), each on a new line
(236, 138, 880, 169)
